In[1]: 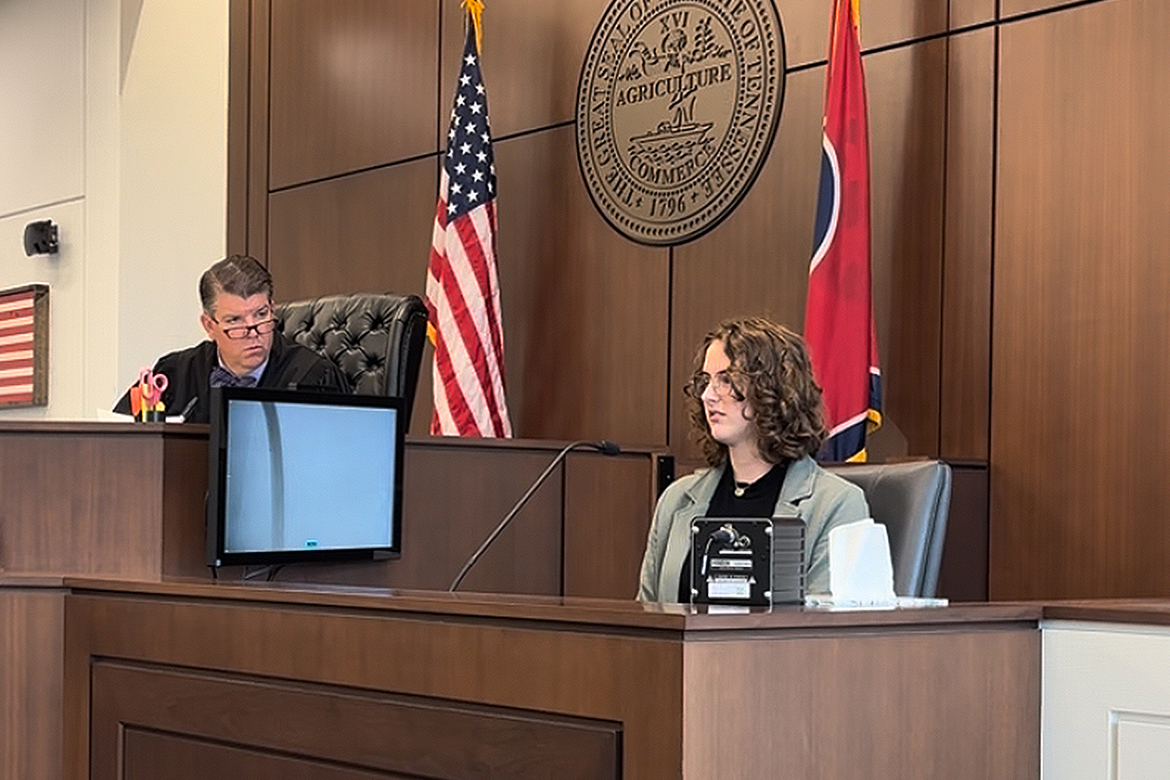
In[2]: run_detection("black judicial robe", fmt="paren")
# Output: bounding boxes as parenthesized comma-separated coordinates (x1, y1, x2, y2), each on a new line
(113, 334, 351, 424)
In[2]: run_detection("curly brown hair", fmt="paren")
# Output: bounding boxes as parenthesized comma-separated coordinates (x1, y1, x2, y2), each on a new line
(685, 318, 828, 466)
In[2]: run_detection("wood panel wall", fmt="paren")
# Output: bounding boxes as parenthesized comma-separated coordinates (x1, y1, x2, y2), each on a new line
(227, 0, 1170, 600)
(994, 0, 1170, 598)
(0, 584, 64, 780)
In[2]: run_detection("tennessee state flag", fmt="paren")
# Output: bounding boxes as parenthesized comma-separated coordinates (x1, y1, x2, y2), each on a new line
(805, 0, 881, 462)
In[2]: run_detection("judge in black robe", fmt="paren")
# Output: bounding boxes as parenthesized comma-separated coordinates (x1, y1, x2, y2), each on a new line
(114, 255, 351, 423)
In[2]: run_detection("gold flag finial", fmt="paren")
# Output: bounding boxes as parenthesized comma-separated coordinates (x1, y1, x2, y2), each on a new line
(463, 0, 484, 52)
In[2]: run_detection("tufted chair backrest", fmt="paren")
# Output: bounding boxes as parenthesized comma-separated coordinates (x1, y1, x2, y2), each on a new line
(275, 293, 428, 420)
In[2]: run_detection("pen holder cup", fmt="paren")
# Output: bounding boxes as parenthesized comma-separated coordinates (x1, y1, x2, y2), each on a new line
(141, 410, 165, 423)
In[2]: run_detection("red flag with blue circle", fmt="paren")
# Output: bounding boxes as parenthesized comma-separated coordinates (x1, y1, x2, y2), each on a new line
(805, 0, 881, 462)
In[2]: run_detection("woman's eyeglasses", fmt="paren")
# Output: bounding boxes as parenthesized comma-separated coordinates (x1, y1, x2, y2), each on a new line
(689, 370, 743, 400)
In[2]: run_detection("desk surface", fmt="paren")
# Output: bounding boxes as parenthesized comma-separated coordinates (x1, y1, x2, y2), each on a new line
(1043, 598, 1170, 627)
(63, 575, 1041, 632)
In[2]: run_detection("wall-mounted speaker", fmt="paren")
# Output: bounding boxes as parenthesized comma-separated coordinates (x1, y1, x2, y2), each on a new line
(24, 220, 59, 256)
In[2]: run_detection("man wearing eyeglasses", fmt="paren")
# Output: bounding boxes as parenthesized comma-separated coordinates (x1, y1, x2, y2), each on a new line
(114, 255, 350, 422)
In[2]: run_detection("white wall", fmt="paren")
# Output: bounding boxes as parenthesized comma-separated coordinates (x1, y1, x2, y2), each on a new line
(1044, 620, 1170, 779)
(0, 0, 228, 419)
(116, 0, 229, 395)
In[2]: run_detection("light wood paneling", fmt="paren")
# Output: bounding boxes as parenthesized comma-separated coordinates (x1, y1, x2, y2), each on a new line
(0, 424, 206, 579)
(227, 0, 251, 252)
(97, 663, 620, 780)
(951, 0, 997, 28)
(64, 586, 687, 780)
(865, 39, 948, 457)
(859, 0, 949, 49)
(993, 0, 1170, 598)
(775, 0, 833, 67)
(266, 157, 436, 303)
(777, 0, 949, 68)
(684, 626, 1038, 778)
(268, 0, 439, 189)
(439, 0, 607, 142)
(246, 0, 271, 258)
(564, 452, 666, 599)
(941, 28, 995, 460)
(495, 127, 671, 444)
(1001, 0, 1088, 19)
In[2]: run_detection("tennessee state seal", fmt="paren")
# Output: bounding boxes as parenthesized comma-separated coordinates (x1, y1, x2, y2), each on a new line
(576, 0, 786, 245)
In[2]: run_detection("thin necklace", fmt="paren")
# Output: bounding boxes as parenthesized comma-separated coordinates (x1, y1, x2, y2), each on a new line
(733, 463, 772, 497)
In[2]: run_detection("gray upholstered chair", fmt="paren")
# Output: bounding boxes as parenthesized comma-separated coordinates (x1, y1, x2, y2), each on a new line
(275, 292, 428, 420)
(823, 459, 952, 598)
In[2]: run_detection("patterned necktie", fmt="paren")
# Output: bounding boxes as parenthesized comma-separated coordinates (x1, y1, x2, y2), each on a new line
(210, 366, 258, 388)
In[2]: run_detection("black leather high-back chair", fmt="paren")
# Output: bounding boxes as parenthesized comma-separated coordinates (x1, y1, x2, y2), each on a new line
(275, 293, 428, 420)
(824, 460, 952, 598)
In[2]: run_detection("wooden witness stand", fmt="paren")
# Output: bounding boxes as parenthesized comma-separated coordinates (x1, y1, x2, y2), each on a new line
(62, 579, 1040, 780)
(2, 422, 1037, 779)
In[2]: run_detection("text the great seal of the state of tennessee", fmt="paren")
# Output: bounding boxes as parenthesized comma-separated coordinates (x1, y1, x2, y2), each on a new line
(576, 0, 786, 246)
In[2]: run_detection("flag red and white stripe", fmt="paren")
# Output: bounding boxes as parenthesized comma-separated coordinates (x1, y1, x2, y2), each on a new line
(425, 13, 512, 437)
(805, 0, 881, 462)
(0, 288, 41, 406)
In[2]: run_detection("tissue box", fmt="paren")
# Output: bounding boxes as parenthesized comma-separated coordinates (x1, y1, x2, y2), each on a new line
(826, 518, 896, 603)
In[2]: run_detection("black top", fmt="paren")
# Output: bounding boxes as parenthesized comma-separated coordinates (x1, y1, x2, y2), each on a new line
(678, 460, 790, 603)
(113, 334, 351, 424)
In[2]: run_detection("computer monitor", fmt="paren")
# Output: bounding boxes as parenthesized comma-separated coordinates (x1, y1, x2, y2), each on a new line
(206, 386, 405, 568)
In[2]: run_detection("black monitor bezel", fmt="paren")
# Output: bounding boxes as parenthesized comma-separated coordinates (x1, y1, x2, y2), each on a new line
(206, 385, 405, 568)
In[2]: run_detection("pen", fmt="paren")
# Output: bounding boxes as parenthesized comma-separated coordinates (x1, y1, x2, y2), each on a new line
(178, 396, 199, 422)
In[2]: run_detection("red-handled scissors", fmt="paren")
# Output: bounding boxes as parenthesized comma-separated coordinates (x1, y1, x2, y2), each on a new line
(137, 368, 169, 409)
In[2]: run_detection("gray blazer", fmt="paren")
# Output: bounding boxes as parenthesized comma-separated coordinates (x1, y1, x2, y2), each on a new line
(637, 454, 870, 603)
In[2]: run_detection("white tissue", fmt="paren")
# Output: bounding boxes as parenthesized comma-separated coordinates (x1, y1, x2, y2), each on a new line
(826, 518, 896, 604)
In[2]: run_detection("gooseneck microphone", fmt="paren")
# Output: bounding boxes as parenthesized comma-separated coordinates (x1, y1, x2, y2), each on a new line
(448, 440, 621, 591)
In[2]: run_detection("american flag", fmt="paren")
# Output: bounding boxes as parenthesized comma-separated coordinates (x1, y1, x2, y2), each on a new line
(425, 15, 512, 437)
(805, 0, 881, 462)
(0, 285, 48, 407)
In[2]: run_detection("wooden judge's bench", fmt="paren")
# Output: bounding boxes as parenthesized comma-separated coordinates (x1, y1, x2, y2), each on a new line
(0, 421, 1056, 779)
(0, 421, 672, 595)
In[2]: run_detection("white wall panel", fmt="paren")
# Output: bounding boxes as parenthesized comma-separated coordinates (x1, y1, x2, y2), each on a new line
(0, 0, 84, 217)
(116, 0, 228, 398)
(1043, 620, 1170, 780)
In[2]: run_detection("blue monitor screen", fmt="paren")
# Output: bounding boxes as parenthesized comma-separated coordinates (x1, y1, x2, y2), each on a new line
(207, 386, 405, 568)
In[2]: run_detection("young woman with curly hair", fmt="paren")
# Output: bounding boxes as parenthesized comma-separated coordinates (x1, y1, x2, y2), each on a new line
(638, 317, 870, 603)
